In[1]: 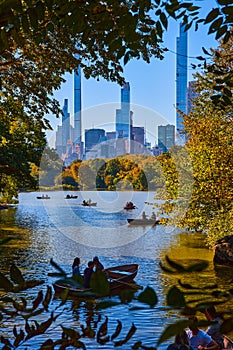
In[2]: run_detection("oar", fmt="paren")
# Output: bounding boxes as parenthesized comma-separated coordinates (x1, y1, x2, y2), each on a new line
(110, 278, 143, 290)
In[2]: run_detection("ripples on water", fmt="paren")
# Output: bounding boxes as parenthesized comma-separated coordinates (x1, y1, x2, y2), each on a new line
(0, 191, 229, 349)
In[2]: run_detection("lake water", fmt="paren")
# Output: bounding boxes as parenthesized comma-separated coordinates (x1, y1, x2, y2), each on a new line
(0, 191, 231, 349)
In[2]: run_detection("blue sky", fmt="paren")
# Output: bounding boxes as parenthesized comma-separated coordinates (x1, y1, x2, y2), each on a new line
(47, 1, 218, 147)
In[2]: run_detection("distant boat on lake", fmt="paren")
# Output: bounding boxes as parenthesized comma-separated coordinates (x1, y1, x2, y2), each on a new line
(36, 195, 50, 199)
(127, 218, 168, 226)
(81, 200, 97, 207)
(65, 194, 78, 199)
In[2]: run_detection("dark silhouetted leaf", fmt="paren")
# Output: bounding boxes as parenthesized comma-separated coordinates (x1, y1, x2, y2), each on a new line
(166, 286, 186, 307)
(157, 319, 190, 345)
(114, 323, 137, 347)
(10, 264, 24, 284)
(138, 286, 158, 307)
(50, 259, 67, 276)
(90, 270, 110, 296)
(32, 290, 43, 310)
(218, 0, 233, 4)
(204, 8, 220, 24)
(220, 318, 233, 334)
(0, 272, 14, 291)
(111, 320, 122, 340)
(61, 325, 81, 339)
(42, 285, 52, 311)
(95, 300, 120, 310)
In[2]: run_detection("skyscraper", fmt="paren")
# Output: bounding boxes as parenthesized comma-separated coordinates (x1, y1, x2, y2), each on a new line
(116, 82, 131, 154)
(176, 23, 188, 134)
(158, 124, 175, 153)
(116, 82, 130, 139)
(73, 66, 82, 151)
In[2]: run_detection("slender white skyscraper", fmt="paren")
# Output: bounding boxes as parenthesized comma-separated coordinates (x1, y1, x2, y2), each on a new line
(73, 66, 82, 146)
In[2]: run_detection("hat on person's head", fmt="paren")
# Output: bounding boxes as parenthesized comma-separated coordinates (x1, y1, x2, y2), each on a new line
(93, 256, 99, 262)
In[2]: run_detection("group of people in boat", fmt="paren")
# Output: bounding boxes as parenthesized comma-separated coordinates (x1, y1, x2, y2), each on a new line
(124, 201, 136, 209)
(82, 199, 93, 206)
(66, 194, 78, 199)
(38, 194, 50, 199)
(72, 256, 104, 288)
(141, 211, 156, 221)
(167, 307, 224, 350)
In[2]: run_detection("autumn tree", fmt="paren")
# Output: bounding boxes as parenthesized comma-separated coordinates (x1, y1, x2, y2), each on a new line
(178, 33, 233, 246)
(1, 0, 232, 200)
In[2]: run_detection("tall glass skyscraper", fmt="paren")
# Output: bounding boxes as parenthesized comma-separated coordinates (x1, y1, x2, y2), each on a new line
(176, 23, 188, 133)
(116, 82, 130, 141)
(73, 66, 82, 146)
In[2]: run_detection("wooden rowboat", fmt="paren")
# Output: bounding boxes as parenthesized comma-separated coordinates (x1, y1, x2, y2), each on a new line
(53, 264, 140, 298)
(127, 218, 159, 226)
(104, 264, 139, 283)
(127, 218, 168, 226)
(124, 203, 136, 210)
(81, 202, 97, 207)
(223, 335, 233, 349)
(65, 195, 78, 199)
(36, 196, 50, 199)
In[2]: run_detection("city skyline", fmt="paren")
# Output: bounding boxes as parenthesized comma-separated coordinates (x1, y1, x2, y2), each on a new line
(46, 1, 218, 148)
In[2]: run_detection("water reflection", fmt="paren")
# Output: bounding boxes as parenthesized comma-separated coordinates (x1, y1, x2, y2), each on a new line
(0, 192, 232, 348)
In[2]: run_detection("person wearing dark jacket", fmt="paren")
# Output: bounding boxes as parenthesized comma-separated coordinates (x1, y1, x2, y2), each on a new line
(84, 261, 94, 288)
(93, 256, 104, 271)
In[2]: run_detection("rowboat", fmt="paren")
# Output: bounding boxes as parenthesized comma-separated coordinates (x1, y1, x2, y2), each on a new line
(53, 264, 140, 298)
(81, 202, 97, 207)
(124, 202, 136, 210)
(104, 264, 139, 283)
(65, 195, 78, 199)
(223, 335, 233, 349)
(127, 218, 168, 226)
(36, 195, 50, 199)
(127, 218, 159, 226)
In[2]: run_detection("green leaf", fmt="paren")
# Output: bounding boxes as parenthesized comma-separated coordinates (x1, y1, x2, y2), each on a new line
(166, 286, 186, 307)
(10, 264, 25, 284)
(61, 325, 81, 339)
(0, 272, 14, 291)
(218, 0, 233, 4)
(0, 335, 13, 347)
(215, 25, 228, 40)
(220, 318, 233, 334)
(202, 47, 211, 55)
(119, 289, 135, 303)
(42, 285, 52, 310)
(156, 20, 163, 38)
(13, 279, 44, 292)
(95, 300, 120, 310)
(204, 8, 220, 24)
(160, 12, 168, 30)
(32, 290, 43, 310)
(157, 319, 190, 346)
(208, 17, 223, 34)
(90, 270, 110, 296)
(138, 286, 158, 307)
(123, 50, 131, 65)
(50, 258, 67, 276)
